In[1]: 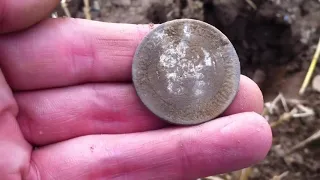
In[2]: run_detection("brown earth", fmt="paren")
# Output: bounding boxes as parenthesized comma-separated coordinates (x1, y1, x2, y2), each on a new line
(55, 0, 320, 179)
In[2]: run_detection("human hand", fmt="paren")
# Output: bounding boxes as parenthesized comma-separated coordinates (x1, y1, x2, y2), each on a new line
(0, 0, 272, 179)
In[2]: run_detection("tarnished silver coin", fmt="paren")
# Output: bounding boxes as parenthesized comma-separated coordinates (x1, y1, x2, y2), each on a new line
(132, 19, 240, 125)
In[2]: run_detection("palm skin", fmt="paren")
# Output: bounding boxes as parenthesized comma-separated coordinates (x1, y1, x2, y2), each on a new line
(0, 1, 272, 179)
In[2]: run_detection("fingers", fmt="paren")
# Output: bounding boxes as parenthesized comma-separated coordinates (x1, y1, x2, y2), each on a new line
(0, 18, 154, 90)
(222, 75, 264, 115)
(26, 112, 272, 180)
(0, 70, 31, 179)
(0, 0, 60, 33)
(17, 75, 263, 146)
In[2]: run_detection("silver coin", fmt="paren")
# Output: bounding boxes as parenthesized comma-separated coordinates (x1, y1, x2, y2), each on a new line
(132, 19, 240, 125)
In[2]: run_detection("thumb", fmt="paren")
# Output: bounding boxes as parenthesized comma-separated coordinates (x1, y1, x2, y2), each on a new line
(0, 70, 32, 179)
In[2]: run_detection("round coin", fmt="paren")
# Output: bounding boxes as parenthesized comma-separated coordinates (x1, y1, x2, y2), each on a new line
(132, 19, 240, 125)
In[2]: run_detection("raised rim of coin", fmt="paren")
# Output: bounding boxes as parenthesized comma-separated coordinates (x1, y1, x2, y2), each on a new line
(132, 18, 240, 125)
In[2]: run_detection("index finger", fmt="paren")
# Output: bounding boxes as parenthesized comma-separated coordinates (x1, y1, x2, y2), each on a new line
(0, 18, 154, 91)
(0, 0, 59, 33)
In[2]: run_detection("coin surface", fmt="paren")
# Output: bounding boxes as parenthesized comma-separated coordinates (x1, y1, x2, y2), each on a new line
(132, 19, 240, 125)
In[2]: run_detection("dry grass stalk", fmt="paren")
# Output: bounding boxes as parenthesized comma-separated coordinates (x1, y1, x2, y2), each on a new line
(287, 130, 320, 154)
(299, 38, 320, 95)
(239, 168, 252, 180)
(270, 112, 292, 128)
(264, 93, 289, 120)
(270, 171, 289, 180)
(245, 0, 257, 10)
(61, 0, 71, 17)
(83, 0, 92, 20)
(264, 93, 314, 128)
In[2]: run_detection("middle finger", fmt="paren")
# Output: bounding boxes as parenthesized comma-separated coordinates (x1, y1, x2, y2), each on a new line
(16, 75, 263, 146)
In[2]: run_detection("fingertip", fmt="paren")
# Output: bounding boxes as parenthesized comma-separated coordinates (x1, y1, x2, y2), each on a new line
(223, 75, 264, 116)
(195, 112, 272, 174)
(247, 112, 273, 163)
(219, 112, 272, 163)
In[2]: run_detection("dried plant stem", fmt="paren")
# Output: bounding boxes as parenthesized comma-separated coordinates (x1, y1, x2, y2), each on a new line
(270, 104, 314, 128)
(83, 0, 92, 20)
(299, 38, 320, 95)
(271, 171, 289, 180)
(239, 168, 252, 180)
(61, 0, 71, 17)
(264, 93, 314, 128)
(245, 0, 257, 10)
(287, 130, 320, 154)
(270, 112, 292, 128)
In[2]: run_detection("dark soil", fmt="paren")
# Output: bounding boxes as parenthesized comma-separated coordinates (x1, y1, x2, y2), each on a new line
(55, 0, 320, 179)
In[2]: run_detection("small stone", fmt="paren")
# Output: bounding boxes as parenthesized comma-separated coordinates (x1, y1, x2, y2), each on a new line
(273, 144, 285, 157)
(312, 75, 320, 93)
